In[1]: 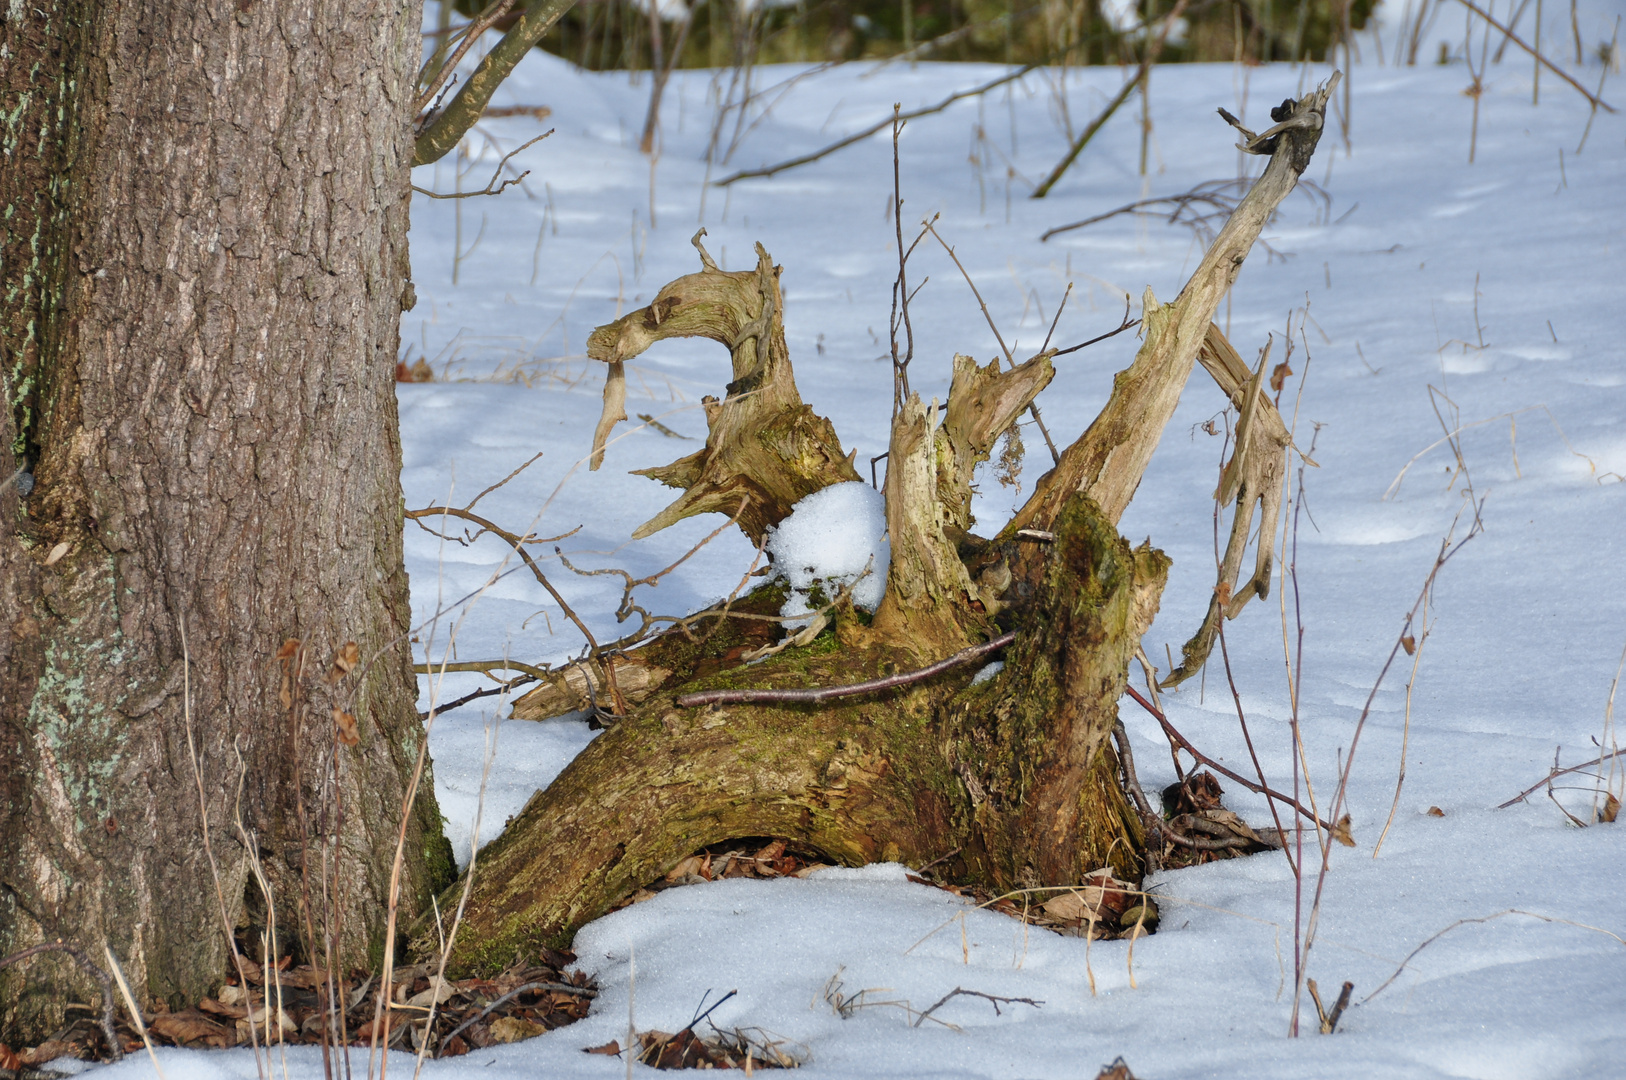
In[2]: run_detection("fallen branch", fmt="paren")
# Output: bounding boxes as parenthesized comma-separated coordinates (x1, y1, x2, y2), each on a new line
(676, 632, 1016, 707)
(714, 66, 1036, 185)
(439, 979, 597, 1054)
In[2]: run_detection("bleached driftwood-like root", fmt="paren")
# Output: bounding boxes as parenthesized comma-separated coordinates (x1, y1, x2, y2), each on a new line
(1000, 75, 1338, 637)
(1159, 323, 1298, 688)
(586, 230, 860, 543)
(871, 352, 1054, 649)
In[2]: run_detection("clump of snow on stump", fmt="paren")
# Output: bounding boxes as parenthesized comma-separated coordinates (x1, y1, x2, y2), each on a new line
(765, 481, 890, 623)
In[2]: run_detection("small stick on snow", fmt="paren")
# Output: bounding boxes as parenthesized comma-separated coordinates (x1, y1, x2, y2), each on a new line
(676, 632, 1016, 707)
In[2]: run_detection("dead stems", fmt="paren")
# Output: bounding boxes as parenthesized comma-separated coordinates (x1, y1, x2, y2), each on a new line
(1293, 498, 1484, 1034)
(1451, 0, 1616, 112)
(1363, 909, 1626, 1004)
(1498, 747, 1626, 809)
(1030, 0, 1190, 199)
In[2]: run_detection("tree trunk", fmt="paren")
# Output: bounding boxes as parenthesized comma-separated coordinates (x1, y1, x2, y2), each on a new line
(0, 0, 452, 1045)
(427, 77, 1337, 974)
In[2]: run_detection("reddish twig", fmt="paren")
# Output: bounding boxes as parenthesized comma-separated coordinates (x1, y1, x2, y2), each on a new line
(1497, 747, 1626, 809)
(676, 633, 1016, 707)
(1123, 684, 1331, 831)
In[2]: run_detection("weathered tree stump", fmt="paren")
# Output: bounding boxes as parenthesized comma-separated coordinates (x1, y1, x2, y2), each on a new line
(422, 78, 1339, 973)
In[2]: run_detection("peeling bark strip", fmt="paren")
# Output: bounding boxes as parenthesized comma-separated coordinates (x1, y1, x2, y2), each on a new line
(0, 0, 450, 1043)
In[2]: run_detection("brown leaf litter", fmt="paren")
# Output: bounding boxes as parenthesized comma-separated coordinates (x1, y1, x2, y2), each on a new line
(7, 949, 595, 1068)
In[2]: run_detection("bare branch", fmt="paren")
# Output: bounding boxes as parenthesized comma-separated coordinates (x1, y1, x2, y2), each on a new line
(1451, 0, 1615, 112)
(676, 632, 1016, 707)
(714, 66, 1036, 185)
(412, 131, 552, 201)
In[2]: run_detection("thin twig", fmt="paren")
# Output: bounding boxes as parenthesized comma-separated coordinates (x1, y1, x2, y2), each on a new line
(439, 980, 598, 1052)
(924, 221, 1059, 463)
(912, 987, 1042, 1028)
(1363, 909, 1626, 1004)
(412, 131, 552, 200)
(415, 0, 520, 113)
(676, 632, 1016, 707)
(1052, 297, 1138, 357)
(418, 674, 539, 719)
(1451, 0, 1615, 111)
(1123, 684, 1331, 830)
(715, 66, 1037, 185)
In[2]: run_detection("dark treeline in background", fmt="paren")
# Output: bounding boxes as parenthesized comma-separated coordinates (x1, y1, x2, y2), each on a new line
(441, 0, 1377, 72)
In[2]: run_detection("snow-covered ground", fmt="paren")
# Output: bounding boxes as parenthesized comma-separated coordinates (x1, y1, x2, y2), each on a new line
(101, 4, 1626, 1077)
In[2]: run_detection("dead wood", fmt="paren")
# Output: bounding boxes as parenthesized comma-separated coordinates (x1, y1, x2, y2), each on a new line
(585, 230, 860, 543)
(417, 80, 1338, 975)
(1000, 76, 1337, 634)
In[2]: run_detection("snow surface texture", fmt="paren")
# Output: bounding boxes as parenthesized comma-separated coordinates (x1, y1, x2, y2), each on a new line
(101, 2, 1626, 1076)
(766, 481, 891, 622)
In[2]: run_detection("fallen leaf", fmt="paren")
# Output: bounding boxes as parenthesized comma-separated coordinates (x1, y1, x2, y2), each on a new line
(404, 977, 456, 1009)
(1042, 891, 1093, 922)
(150, 1008, 234, 1047)
(1332, 813, 1356, 847)
(275, 639, 301, 662)
(43, 541, 71, 566)
(1426, 806, 1446, 818)
(1401, 634, 1416, 656)
(1601, 793, 1620, 824)
(199, 996, 248, 1019)
(584, 1040, 622, 1055)
(664, 854, 710, 884)
(333, 708, 360, 747)
(489, 1016, 547, 1044)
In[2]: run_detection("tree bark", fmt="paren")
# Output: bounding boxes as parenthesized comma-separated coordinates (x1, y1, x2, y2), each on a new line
(0, 0, 452, 1044)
